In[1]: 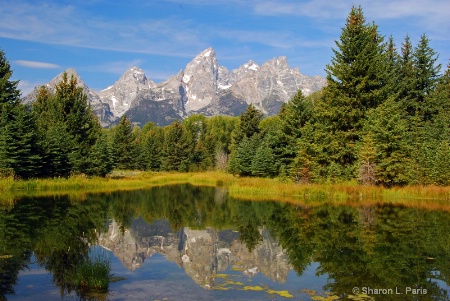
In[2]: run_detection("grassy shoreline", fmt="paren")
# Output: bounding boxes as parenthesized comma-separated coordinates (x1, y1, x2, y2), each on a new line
(1, 171, 449, 210)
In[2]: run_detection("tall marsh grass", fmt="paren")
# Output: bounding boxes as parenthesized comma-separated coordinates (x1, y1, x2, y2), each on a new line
(74, 253, 111, 293)
(1, 171, 449, 211)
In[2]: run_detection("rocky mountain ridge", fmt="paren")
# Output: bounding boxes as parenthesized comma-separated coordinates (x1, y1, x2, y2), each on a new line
(97, 218, 291, 289)
(24, 48, 326, 127)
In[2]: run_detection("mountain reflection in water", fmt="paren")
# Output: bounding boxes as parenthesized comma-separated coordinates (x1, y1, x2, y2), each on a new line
(1, 184, 450, 300)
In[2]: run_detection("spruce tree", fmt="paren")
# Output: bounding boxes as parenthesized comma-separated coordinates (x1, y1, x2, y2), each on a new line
(113, 115, 136, 170)
(233, 104, 263, 145)
(54, 74, 101, 173)
(143, 127, 164, 171)
(229, 134, 260, 176)
(0, 50, 20, 109)
(39, 122, 72, 178)
(161, 120, 191, 172)
(0, 50, 41, 178)
(85, 131, 114, 177)
(364, 98, 412, 186)
(411, 34, 441, 122)
(228, 104, 263, 175)
(397, 35, 416, 106)
(276, 90, 312, 168)
(312, 5, 389, 179)
(384, 35, 401, 95)
(32, 74, 103, 176)
(251, 141, 276, 178)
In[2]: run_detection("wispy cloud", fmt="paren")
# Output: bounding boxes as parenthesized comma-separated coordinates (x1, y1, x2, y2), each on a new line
(80, 59, 144, 75)
(251, 0, 450, 38)
(14, 60, 60, 69)
(252, 0, 348, 19)
(214, 28, 331, 49)
(0, 1, 206, 58)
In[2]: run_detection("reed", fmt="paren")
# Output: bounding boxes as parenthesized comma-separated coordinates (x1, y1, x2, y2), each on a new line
(1, 171, 449, 211)
(73, 253, 111, 293)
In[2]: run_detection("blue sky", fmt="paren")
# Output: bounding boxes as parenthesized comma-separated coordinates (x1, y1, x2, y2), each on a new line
(1, 0, 449, 95)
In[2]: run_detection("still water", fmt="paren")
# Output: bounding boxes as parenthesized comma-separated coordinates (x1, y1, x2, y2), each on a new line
(1, 184, 449, 300)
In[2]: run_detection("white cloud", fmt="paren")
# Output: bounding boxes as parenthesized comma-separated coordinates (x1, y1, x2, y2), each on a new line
(214, 28, 331, 49)
(0, 1, 205, 58)
(81, 59, 144, 75)
(14, 60, 60, 69)
(252, 0, 348, 18)
(251, 0, 450, 38)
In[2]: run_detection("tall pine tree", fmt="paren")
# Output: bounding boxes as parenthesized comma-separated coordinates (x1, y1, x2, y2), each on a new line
(0, 50, 41, 178)
(312, 6, 390, 179)
(32, 75, 108, 177)
(113, 115, 136, 170)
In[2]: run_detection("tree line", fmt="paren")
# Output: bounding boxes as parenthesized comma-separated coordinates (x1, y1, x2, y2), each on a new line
(0, 6, 448, 186)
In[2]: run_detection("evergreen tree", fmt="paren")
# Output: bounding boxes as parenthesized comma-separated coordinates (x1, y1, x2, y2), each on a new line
(54, 75, 101, 173)
(85, 131, 114, 177)
(233, 104, 263, 145)
(182, 115, 209, 171)
(228, 104, 263, 175)
(312, 5, 389, 179)
(384, 35, 401, 94)
(142, 127, 164, 171)
(415, 63, 450, 185)
(251, 141, 276, 178)
(161, 120, 191, 172)
(113, 115, 136, 170)
(38, 122, 72, 178)
(364, 98, 412, 186)
(130, 125, 146, 170)
(276, 90, 312, 168)
(32, 74, 103, 176)
(430, 141, 450, 185)
(0, 50, 20, 109)
(397, 35, 416, 105)
(229, 134, 261, 176)
(0, 50, 41, 178)
(411, 34, 441, 122)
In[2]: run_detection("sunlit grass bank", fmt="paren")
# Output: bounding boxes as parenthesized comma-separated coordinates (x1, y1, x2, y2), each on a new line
(1, 171, 449, 210)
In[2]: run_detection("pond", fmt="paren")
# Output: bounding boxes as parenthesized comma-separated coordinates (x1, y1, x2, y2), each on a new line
(1, 184, 449, 300)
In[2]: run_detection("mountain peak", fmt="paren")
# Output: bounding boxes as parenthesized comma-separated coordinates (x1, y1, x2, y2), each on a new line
(243, 60, 260, 71)
(182, 47, 220, 112)
(64, 67, 78, 74)
(50, 68, 86, 87)
(125, 66, 144, 74)
(198, 47, 216, 58)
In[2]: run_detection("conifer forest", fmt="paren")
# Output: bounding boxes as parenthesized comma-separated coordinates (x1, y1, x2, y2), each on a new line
(1, 6, 449, 187)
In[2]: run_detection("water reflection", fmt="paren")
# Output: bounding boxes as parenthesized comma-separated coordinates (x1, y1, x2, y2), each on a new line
(1, 184, 450, 300)
(98, 219, 290, 288)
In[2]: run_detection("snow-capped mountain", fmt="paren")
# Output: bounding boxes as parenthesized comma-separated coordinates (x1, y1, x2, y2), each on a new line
(24, 48, 326, 127)
(97, 66, 156, 118)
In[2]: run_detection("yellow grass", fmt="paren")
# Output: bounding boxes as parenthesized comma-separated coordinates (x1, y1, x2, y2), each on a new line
(1, 171, 449, 211)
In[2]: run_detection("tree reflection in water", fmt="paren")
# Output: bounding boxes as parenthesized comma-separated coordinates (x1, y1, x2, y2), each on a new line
(1, 184, 449, 300)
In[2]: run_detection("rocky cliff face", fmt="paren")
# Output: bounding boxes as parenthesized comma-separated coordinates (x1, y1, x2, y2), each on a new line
(24, 48, 326, 127)
(97, 66, 156, 118)
(97, 218, 291, 288)
(182, 48, 220, 112)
